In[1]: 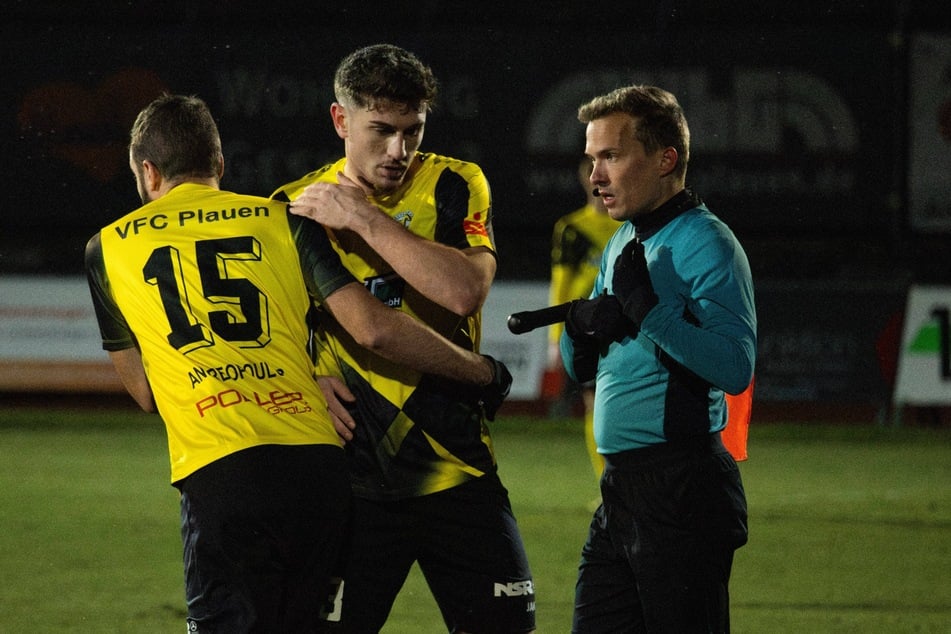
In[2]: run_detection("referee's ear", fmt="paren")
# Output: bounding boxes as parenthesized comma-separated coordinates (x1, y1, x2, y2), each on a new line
(658, 146, 679, 179)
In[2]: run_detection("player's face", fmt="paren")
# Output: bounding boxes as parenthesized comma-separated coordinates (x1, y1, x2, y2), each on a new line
(585, 113, 667, 222)
(334, 100, 426, 195)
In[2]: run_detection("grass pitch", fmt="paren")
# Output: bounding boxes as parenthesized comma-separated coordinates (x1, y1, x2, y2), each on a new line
(0, 404, 948, 632)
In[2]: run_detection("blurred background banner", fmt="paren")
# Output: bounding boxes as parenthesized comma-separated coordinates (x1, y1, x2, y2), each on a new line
(0, 276, 122, 392)
(480, 282, 550, 400)
(908, 33, 951, 233)
(1, 2, 949, 407)
(0, 276, 102, 361)
(893, 285, 951, 408)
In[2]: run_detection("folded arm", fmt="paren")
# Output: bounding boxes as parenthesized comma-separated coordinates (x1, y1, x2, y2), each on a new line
(290, 173, 495, 316)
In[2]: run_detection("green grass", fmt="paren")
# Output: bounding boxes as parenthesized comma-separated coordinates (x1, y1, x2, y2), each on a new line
(1, 407, 949, 632)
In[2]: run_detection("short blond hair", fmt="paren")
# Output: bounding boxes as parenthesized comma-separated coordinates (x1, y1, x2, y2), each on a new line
(578, 85, 690, 178)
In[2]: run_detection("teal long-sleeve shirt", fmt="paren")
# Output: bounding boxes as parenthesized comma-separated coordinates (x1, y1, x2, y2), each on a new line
(560, 193, 756, 454)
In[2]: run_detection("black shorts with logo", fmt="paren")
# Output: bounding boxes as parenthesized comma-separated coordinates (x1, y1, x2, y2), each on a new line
(328, 473, 536, 633)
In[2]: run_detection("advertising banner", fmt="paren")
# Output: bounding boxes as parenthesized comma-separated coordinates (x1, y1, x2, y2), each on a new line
(908, 33, 951, 232)
(893, 285, 951, 407)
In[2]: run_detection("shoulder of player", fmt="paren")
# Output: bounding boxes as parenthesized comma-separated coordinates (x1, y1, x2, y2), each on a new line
(84, 230, 104, 269)
(657, 208, 740, 262)
(176, 185, 289, 215)
(603, 221, 636, 258)
(678, 206, 734, 241)
(417, 152, 486, 180)
(269, 160, 342, 200)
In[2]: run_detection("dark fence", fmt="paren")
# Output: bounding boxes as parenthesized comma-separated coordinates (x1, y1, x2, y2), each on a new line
(3, 1, 949, 282)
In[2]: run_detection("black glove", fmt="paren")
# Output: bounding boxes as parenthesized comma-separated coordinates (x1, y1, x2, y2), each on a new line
(479, 355, 512, 421)
(564, 292, 630, 343)
(612, 239, 658, 327)
(568, 336, 601, 383)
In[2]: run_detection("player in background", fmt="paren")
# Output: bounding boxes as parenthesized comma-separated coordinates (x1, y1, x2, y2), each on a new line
(275, 44, 536, 633)
(546, 156, 621, 478)
(560, 85, 755, 632)
(85, 93, 511, 633)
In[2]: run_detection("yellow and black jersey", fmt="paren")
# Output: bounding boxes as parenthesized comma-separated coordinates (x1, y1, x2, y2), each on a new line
(272, 153, 498, 500)
(85, 183, 355, 483)
(549, 204, 621, 346)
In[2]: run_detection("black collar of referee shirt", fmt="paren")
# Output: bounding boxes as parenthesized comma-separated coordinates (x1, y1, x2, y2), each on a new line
(631, 188, 702, 241)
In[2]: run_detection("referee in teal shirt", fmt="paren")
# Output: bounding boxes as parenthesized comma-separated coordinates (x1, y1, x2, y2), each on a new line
(561, 84, 755, 633)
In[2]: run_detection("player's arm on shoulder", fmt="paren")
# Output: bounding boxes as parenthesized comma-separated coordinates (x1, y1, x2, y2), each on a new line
(290, 172, 496, 316)
(323, 281, 493, 386)
(108, 347, 156, 413)
(336, 207, 495, 317)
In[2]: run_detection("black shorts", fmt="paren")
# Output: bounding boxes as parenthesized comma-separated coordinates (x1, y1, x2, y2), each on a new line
(329, 474, 536, 633)
(177, 443, 350, 633)
(573, 434, 748, 633)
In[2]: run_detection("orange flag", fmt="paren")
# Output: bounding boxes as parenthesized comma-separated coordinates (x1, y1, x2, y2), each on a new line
(723, 377, 754, 462)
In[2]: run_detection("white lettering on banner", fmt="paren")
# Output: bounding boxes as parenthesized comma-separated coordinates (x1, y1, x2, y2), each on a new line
(527, 67, 857, 154)
(214, 67, 334, 192)
(525, 67, 858, 200)
(216, 67, 329, 118)
(211, 62, 864, 202)
(214, 67, 482, 193)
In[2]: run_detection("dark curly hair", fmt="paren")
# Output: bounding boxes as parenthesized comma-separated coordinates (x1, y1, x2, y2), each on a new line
(334, 43, 438, 114)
